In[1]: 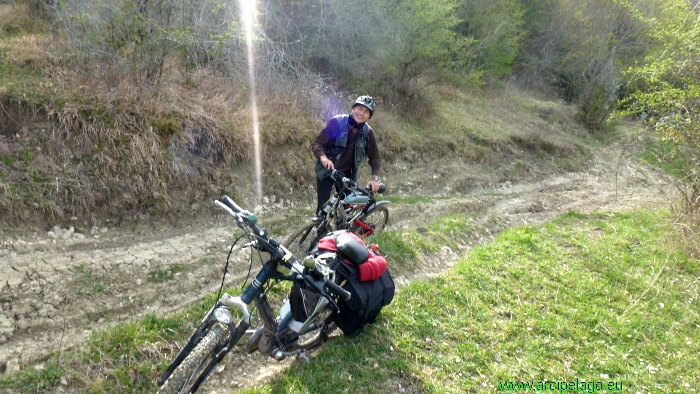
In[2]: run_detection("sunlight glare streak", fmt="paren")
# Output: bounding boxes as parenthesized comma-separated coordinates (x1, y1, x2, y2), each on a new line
(240, 0, 262, 202)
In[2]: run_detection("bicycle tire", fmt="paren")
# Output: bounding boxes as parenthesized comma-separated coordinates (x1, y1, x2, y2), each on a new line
(286, 222, 324, 260)
(295, 269, 346, 350)
(295, 308, 338, 350)
(157, 324, 229, 394)
(330, 205, 348, 231)
(351, 205, 389, 237)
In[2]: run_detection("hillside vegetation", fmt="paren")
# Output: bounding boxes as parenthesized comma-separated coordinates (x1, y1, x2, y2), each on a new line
(0, 0, 609, 229)
(1, 1, 699, 232)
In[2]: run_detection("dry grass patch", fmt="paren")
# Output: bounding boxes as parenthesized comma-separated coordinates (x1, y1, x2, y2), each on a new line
(0, 33, 52, 67)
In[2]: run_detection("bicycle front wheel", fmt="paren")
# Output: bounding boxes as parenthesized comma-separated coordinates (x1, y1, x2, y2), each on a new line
(157, 323, 229, 394)
(351, 206, 389, 237)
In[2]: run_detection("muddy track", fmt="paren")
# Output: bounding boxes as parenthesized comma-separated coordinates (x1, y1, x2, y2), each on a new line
(0, 146, 673, 391)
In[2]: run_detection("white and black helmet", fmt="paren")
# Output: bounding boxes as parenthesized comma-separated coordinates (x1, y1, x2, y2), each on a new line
(352, 95, 376, 118)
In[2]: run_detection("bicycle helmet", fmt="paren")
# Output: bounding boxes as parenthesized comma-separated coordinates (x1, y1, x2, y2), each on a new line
(351, 95, 376, 118)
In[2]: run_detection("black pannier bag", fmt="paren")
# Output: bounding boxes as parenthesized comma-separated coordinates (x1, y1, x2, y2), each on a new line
(312, 230, 396, 337)
(289, 280, 321, 322)
(333, 263, 395, 337)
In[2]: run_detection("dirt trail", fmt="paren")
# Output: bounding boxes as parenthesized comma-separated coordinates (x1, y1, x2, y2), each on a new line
(0, 145, 674, 391)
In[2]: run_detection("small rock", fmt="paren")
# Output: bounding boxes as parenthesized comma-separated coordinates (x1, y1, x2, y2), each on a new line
(61, 227, 75, 240)
(6, 359, 20, 373)
(38, 304, 55, 318)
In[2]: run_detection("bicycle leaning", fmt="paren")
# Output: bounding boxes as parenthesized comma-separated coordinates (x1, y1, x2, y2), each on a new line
(156, 195, 394, 394)
(286, 169, 390, 259)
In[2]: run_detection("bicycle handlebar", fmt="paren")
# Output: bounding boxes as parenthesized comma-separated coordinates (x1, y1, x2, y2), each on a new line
(330, 169, 387, 195)
(325, 279, 351, 301)
(219, 195, 267, 237)
(220, 195, 243, 213)
(304, 271, 351, 303)
(218, 194, 353, 304)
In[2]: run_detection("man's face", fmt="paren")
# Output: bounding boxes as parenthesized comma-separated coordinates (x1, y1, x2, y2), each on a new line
(351, 105, 371, 124)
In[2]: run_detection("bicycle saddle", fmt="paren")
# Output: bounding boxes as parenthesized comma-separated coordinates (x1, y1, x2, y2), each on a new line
(335, 232, 369, 265)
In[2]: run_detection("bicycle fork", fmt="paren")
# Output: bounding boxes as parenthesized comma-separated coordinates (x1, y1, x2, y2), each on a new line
(157, 294, 254, 388)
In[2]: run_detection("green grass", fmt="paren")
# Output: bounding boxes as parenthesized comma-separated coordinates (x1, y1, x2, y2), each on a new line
(239, 209, 699, 393)
(148, 264, 186, 283)
(79, 317, 185, 392)
(0, 156, 14, 166)
(2, 210, 697, 393)
(639, 134, 692, 179)
(71, 264, 105, 295)
(367, 212, 485, 271)
(368, 229, 441, 271)
(0, 362, 63, 392)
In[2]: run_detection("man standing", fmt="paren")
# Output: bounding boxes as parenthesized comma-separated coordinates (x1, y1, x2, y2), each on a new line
(311, 95, 382, 218)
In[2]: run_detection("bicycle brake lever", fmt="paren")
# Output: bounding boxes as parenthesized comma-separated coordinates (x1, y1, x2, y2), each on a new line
(325, 293, 341, 314)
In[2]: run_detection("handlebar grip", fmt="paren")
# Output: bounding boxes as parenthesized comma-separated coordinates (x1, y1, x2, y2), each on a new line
(221, 195, 242, 213)
(325, 280, 351, 301)
(331, 169, 347, 180)
(364, 183, 386, 194)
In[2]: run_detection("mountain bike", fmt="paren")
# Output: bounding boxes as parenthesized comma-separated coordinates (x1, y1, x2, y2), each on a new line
(286, 170, 390, 260)
(156, 195, 352, 394)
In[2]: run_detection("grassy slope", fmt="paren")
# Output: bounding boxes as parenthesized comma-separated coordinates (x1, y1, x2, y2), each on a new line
(241, 210, 699, 394)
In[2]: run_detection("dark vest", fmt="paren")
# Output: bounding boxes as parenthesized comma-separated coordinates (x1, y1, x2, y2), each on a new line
(315, 115, 370, 182)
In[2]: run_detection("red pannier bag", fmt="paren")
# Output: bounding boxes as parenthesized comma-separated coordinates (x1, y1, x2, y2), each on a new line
(315, 230, 395, 337)
(317, 231, 387, 281)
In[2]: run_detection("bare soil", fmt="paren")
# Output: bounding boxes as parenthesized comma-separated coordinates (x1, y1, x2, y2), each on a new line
(0, 143, 674, 392)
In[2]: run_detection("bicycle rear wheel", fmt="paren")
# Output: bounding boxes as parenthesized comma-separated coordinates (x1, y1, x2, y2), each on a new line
(295, 308, 338, 350)
(285, 222, 323, 260)
(286, 211, 345, 259)
(294, 270, 346, 351)
(351, 206, 389, 237)
(157, 324, 229, 394)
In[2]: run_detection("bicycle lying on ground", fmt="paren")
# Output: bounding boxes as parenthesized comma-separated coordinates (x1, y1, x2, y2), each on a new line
(286, 169, 390, 259)
(156, 195, 394, 394)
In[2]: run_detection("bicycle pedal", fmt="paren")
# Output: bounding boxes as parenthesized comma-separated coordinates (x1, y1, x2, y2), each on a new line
(297, 350, 311, 363)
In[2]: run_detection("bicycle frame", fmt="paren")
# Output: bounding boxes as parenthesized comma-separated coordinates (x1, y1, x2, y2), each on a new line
(331, 171, 387, 232)
(157, 196, 350, 393)
(335, 174, 390, 234)
(287, 171, 389, 258)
